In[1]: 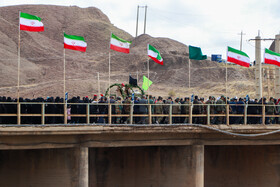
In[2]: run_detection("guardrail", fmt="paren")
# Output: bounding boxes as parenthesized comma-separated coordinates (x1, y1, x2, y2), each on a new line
(0, 102, 279, 125)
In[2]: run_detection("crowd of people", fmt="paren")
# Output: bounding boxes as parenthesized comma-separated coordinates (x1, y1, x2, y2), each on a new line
(0, 94, 280, 125)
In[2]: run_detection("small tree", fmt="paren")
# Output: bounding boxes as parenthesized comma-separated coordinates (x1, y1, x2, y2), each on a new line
(168, 90, 176, 97)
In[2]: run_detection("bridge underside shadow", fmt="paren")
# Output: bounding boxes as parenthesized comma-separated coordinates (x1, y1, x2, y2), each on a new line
(0, 145, 279, 187)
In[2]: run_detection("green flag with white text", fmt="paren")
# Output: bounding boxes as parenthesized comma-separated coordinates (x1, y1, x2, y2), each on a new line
(142, 76, 153, 91)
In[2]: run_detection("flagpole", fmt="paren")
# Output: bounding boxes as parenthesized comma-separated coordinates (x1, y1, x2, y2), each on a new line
(225, 61, 228, 104)
(109, 50, 111, 96)
(137, 70, 139, 83)
(63, 48, 66, 102)
(17, 11, 21, 102)
(188, 58, 191, 88)
(108, 32, 112, 97)
(147, 56, 149, 100)
(97, 72, 100, 97)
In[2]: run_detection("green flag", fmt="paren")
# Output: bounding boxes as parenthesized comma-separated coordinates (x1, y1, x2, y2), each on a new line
(142, 76, 153, 91)
(189, 45, 207, 60)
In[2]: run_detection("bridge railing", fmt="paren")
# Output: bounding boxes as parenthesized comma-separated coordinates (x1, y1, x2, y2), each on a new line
(0, 102, 279, 125)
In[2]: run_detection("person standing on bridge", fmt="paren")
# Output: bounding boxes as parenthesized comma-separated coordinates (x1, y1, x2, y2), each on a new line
(115, 97, 123, 124)
(266, 97, 276, 124)
(192, 96, 202, 124)
(181, 97, 190, 123)
(215, 95, 226, 124)
(154, 96, 163, 124)
(172, 98, 181, 124)
(123, 96, 132, 124)
(138, 95, 148, 124)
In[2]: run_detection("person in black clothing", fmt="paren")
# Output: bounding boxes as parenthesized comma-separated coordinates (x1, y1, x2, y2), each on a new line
(90, 95, 99, 123)
(109, 96, 116, 124)
(55, 97, 64, 124)
(247, 99, 258, 124)
(71, 97, 79, 123)
(45, 97, 55, 124)
(98, 97, 107, 123)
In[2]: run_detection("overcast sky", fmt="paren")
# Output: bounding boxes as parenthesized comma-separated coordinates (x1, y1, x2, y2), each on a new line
(1, 0, 280, 61)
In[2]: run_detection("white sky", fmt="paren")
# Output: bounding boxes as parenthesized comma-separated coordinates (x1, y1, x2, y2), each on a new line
(1, 0, 280, 61)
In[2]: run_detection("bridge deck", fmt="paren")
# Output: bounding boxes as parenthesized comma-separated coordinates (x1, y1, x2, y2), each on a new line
(0, 124, 279, 150)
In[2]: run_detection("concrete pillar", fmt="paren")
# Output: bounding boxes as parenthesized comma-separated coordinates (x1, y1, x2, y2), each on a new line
(193, 145, 204, 187)
(275, 34, 280, 98)
(255, 35, 262, 99)
(76, 147, 89, 187)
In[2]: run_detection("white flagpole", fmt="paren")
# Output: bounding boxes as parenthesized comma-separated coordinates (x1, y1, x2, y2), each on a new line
(109, 50, 111, 96)
(17, 11, 21, 102)
(147, 56, 150, 103)
(188, 58, 191, 88)
(63, 48, 66, 102)
(108, 32, 112, 97)
(97, 72, 100, 97)
(137, 70, 139, 83)
(226, 61, 228, 104)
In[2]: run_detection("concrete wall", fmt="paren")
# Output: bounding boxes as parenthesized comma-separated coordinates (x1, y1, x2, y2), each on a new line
(89, 146, 203, 187)
(0, 148, 81, 187)
(205, 145, 280, 187)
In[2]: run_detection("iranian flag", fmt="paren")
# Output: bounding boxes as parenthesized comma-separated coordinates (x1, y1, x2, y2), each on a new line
(147, 44, 163, 65)
(20, 12, 44, 32)
(227, 46, 250, 67)
(64, 33, 87, 52)
(110, 33, 131, 53)
(264, 48, 280, 67)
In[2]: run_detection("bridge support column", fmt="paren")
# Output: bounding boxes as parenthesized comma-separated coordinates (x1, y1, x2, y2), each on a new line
(74, 147, 89, 187)
(192, 145, 204, 187)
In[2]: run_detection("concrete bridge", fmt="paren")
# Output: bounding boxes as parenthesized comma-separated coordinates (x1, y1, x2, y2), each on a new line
(0, 124, 280, 187)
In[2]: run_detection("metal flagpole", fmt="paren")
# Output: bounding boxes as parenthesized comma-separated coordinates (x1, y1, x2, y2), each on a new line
(97, 72, 100, 97)
(147, 56, 150, 103)
(17, 11, 21, 102)
(225, 61, 228, 104)
(108, 32, 112, 97)
(137, 70, 139, 83)
(147, 57, 149, 93)
(63, 48, 66, 102)
(188, 58, 191, 88)
(109, 50, 111, 96)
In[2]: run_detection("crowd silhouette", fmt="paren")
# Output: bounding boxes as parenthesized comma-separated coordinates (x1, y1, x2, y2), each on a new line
(0, 94, 279, 125)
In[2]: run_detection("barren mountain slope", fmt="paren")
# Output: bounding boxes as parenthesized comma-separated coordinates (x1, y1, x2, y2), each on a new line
(0, 5, 256, 99)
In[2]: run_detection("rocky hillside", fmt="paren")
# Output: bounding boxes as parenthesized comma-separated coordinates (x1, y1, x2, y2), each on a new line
(0, 5, 257, 99)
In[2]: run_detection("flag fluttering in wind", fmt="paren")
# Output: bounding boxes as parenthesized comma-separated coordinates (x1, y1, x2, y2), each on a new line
(189, 45, 207, 60)
(264, 48, 280, 67)
(64, 33, 87, 52)
(142, 75, 153, 91)
(110, 33, 131, 53)
(227, 46, 250, 67)
(129, 75, 137, 86)
(20, 12, 44, 32)
(147, 44, 163, 65)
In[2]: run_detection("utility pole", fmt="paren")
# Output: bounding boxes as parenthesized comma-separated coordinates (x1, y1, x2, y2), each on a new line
(249, 31, 276, 99)
(238, 30, 246, 51)
(275, 34, 280, 98)
(135, 5, 148, 37)
(135, 5, 139, 37)
(144, 5, 148, 34)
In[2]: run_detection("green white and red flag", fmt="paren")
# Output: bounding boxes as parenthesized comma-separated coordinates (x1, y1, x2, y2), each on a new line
(110, 33, 131, 53)
(227, 46, 250, 67)
(147, 44, 163, 65)
(264, 48, 280, 67)
(64, 33, 87, 52)
(20, 12, 44, 32)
